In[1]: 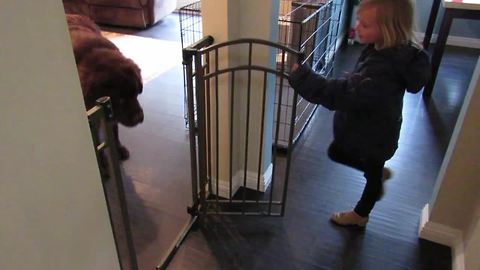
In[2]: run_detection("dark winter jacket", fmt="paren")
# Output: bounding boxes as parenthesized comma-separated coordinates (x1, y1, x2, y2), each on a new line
(288, 43, 430, 161)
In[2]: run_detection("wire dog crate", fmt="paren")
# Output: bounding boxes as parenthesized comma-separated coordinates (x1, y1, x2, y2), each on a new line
(276, 0, 343, 148)
(178, 1, 343, 147)
(179, 1, 202, 128)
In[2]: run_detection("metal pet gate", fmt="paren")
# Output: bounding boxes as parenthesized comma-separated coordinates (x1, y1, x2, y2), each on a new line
(184, 36, 303, 217)
(87, 97, 138, 270)
(156, 36, 303, 269)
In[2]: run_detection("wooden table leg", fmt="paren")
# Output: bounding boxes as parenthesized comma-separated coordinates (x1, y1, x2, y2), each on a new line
(423, 0, 441, 50)
(423, 9, 453, 98)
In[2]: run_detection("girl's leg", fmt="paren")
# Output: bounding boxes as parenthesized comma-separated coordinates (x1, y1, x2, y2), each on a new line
(353, 158, 385, 217)
(327, 141, 387, 225)
(327, 141, 365, 171)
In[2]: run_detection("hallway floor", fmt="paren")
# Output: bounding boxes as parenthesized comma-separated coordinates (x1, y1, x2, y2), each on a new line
(166, 44, 479, 270)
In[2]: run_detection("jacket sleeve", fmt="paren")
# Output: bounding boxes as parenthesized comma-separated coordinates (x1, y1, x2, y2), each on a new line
(288, 64, 380, 111)
(403, 49, 431, 93)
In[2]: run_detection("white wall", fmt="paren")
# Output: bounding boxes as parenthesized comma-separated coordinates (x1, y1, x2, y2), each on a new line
(200, 0, 280, 197)
(0, 1, 120, 269)
(421, 57, 480, 270)
(429, 57, 480, 234)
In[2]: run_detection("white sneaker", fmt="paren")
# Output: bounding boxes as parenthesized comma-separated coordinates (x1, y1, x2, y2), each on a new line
(330, 210, 369, 227)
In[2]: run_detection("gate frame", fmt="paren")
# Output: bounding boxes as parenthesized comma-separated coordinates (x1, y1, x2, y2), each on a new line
(157, 36, 303, 270)
(87, 97, 138, 270)
(185, 36, 304, 218)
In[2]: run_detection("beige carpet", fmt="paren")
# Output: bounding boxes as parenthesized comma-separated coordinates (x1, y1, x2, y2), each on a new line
(102, 31, 182, 84)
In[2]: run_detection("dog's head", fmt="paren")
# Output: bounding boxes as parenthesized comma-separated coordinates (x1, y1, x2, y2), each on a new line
(79, 49, 144, 127)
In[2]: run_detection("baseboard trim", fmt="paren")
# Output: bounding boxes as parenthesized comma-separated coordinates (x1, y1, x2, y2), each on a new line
(419, 204, 465, 270)
(414, 31, 480, 49)
(211, 163, 273, 198)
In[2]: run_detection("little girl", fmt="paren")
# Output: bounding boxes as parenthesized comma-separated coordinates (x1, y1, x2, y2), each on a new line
(289, 0, 430, 227)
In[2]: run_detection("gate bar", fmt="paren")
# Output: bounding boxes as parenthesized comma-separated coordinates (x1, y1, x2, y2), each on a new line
(195, 46, 208, 217)
(241, 42, 254, 215)
(269, 49, 286, 215)
(87, 97, 138, 270)
(229, 70, 235, 202)
(184, 51, 199, 211)
(256, 71, 268, 207)
(214, 47, 220, 210)
(281, 52, 304, 216)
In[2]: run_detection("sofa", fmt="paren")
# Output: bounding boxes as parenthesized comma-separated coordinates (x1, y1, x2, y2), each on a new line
(62, 0, 176, 28)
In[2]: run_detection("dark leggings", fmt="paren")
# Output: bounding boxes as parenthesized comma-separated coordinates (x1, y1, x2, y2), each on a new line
(327, 142, 385, 217)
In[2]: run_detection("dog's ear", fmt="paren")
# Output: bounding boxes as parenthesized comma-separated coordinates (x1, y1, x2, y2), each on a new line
(133, 64, 143, 94)
(114, 58, 143, 96)
(122, 58, 143, 94)
(133, 65, 143, 94)
(77, 65, 97, 109)
(78, 64, 113, 108)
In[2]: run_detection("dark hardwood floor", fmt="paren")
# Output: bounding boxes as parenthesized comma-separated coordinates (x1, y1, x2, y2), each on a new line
(100, 14, 193, 270)
(102, 13, 480, 270)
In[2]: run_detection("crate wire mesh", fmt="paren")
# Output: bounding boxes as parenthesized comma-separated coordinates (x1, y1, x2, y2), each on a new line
(179, 1, 343, 146)
(179, 1, 202, 128)
(275, 0, 343, 149)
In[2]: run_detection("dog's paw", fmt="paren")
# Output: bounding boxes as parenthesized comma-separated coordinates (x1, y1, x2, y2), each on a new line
(118, 145, 130, 160)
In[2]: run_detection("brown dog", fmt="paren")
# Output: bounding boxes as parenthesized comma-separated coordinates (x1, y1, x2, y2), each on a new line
(66, 14, 144, 160)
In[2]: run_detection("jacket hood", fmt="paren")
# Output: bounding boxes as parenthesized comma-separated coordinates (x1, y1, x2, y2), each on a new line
(380, 43, 431, 93)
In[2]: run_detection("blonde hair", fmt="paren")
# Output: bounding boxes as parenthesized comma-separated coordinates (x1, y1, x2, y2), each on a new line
(358, 0, 416, 49)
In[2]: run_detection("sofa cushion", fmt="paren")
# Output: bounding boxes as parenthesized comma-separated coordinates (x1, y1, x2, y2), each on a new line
(86, 0, 142, 9)
(89, 5, 147, 28)
(63, 0, 90, 15)
(64, 0, 176, 28)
